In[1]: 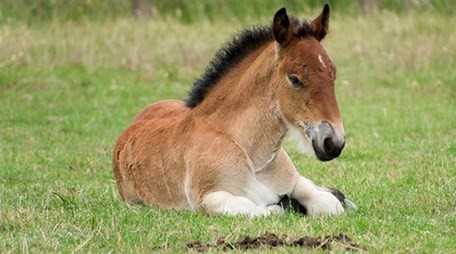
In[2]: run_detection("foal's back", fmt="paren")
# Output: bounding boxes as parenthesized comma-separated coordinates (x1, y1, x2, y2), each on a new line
(112, 100, 189, 208)
(133, 100, 188, 122)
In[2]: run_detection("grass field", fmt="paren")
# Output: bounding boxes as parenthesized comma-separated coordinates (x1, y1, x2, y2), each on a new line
(1, 7, 455, 253)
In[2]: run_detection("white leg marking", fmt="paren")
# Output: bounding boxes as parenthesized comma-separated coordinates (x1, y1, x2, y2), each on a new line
(291, 177, 343, 216)
(202, 191, 278, 217)
(308, 180, 357, 211)
(266, 204, 284, 214)
(306, 191, 344, 216)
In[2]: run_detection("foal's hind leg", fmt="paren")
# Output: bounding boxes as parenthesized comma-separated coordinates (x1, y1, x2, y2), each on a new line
(201, 191, 283, 217)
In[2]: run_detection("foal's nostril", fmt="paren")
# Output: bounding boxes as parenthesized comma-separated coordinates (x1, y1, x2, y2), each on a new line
(311, 121, 345, 161)
(323, 137, 335, 154)
(323, 137, 344, 158)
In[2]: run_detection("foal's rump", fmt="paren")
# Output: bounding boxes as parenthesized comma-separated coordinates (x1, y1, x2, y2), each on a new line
(112, 100, 189, 208)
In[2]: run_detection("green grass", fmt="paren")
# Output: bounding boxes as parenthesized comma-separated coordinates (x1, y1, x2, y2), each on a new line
(1, 9, 455, 253)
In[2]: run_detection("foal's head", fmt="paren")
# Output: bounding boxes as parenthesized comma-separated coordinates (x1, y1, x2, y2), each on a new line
(273, 5, 345, 161)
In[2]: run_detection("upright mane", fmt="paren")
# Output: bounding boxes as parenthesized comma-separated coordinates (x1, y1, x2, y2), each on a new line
(185, 17, 314, 108)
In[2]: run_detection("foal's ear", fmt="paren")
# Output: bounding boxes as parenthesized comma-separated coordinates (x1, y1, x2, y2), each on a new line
(311, 4, 330, 41)
(272, 8, 291, 46)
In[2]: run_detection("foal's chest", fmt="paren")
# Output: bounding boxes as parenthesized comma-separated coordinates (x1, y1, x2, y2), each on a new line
(244, 176, 281, 207)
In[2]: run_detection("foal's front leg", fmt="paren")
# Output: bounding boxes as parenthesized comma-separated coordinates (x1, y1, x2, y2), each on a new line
(256, 148, 344, 216)
(290, 176, 344, 216)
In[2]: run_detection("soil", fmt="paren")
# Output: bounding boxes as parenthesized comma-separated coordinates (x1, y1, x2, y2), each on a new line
(185, 232, 361, 251)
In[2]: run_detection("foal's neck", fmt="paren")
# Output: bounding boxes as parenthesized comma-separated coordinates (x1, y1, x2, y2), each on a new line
(193, 43, 288, 171)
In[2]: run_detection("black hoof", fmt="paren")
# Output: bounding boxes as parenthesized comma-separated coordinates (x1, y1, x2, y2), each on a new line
(278, 187, 356, 215)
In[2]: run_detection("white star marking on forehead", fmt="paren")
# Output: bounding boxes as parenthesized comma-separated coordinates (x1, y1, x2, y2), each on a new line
(318, 54, 327, 68)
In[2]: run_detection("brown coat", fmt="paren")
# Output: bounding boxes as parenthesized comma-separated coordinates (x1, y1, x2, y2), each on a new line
(112, 5, 346, 216)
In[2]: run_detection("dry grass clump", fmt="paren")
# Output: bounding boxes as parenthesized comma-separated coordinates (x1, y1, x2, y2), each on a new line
(1, 11, 454, 77)
(0, 19, 234, 74)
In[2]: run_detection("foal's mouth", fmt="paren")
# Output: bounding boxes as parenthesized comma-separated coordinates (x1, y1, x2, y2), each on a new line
(298, 121, 345, 162)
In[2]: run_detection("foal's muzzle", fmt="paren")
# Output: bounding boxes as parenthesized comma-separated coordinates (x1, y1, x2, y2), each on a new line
(305, 121, 345, 161)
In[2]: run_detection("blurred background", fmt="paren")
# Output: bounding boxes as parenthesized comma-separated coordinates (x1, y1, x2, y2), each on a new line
(0, 0, 453, 24)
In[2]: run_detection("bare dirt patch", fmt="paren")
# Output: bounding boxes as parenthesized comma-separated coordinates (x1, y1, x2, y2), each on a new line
(185, 232, 361, 251)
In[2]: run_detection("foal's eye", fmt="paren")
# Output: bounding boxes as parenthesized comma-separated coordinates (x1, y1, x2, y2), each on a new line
(287, 75, 303, 88)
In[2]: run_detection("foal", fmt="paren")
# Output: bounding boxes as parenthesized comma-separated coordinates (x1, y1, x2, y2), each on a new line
(113, 5, 348, 216)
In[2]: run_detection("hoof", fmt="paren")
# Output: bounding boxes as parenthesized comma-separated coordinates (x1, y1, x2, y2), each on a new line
(279, 188, 356, 215)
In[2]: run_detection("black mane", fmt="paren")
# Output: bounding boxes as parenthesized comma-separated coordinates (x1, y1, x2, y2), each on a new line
(185, 17, 313, 108)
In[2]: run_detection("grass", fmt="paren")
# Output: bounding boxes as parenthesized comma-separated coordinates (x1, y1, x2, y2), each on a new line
(1, 0, 454, 25)
(1, 8, 455, 253)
